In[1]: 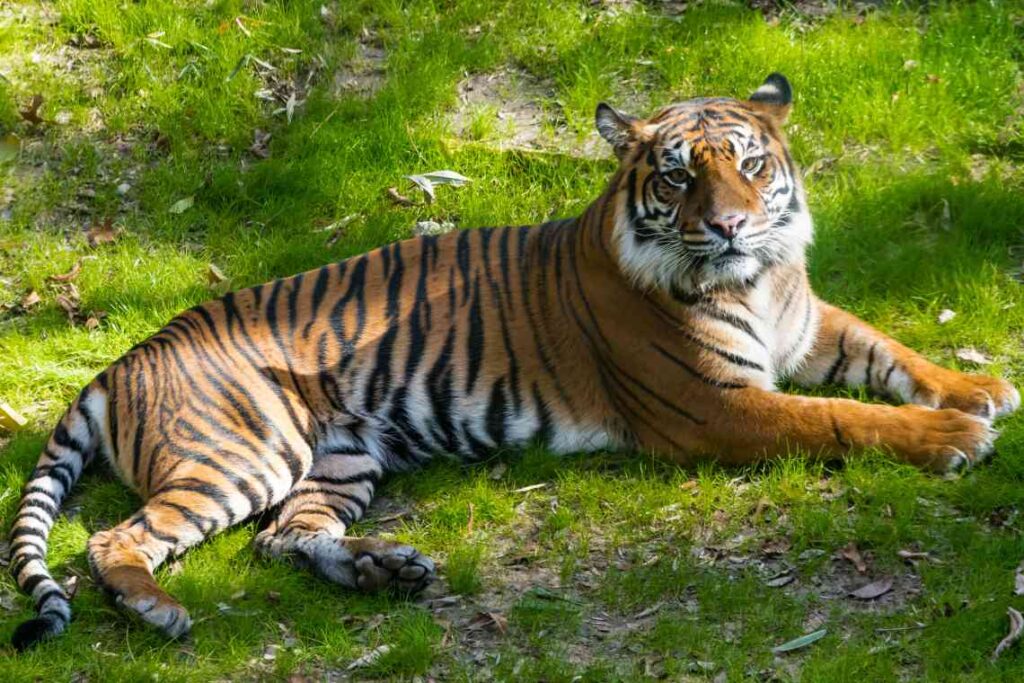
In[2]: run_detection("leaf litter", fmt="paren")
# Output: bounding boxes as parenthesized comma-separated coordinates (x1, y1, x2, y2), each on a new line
(991, 607, 1023, 661)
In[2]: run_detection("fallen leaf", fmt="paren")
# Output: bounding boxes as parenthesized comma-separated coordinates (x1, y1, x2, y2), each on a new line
(765, 573, 795, 588)
(86, 218, 119, 246)
(991, 607, 1023, 661)
(413, 220, 456, 237)
(20, 290, 41, 310)
(513, 483, 547, 494)
(937, 309, 956, 324)
(903, 59, 919, 71)
(19, 94, 44, 125)
(840, 542, 868, 574)
(347, 644, 391, 670)
(0, 402, 29, 431)
(285, 92, 299, 123)
(405, 170, 472, 203)
(955, 347, 992, 365)
(849, 576, 893, 600)
(772, 628, 827, 654)
(925, 74, 942, 84)
(84, 314, 102, 331)
(169, 196, 195, 214)
(55, 293, 79, 322)
(250, 129, 271, 158)
(47, 260, 82, 283)
(386, 187, 414, 207)
(62, 575, 80, 600)
(1015, 563, 1024, 596)
(898, 549, 940, 564)
(207, 263, 227, 285)
(466, 611, 508, 634)
(266, 591, 281, 603)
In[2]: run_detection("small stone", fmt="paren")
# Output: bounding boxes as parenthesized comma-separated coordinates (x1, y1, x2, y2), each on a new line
(116, 182, 131, 196)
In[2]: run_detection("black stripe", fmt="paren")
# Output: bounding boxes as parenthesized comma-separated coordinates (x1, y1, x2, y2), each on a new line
(824, 330, 848, 385)
(486, 378, 507, 445)
(650, 343, 746, 389)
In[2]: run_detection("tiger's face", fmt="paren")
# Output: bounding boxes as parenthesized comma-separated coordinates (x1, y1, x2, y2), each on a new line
(597, 74, 811, 293)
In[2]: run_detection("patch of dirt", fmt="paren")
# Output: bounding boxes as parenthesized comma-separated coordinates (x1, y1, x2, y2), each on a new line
(448, 66, 650, 160)
(331, 37, 387, 98)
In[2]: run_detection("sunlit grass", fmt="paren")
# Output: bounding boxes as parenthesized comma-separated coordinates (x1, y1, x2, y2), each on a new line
(2, 0, 1024, 680)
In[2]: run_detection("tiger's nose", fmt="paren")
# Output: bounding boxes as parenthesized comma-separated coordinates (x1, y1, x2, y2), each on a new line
(705, 213, 747, 240)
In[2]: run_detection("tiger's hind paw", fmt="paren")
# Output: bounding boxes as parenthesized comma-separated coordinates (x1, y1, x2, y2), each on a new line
(347, 538, 436, 594)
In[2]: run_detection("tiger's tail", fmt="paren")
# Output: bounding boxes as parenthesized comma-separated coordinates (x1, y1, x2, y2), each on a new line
(9, 382, 106, 651)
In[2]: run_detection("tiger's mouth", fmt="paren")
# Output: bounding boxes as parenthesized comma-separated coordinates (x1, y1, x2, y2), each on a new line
(714, 246, 749, 261)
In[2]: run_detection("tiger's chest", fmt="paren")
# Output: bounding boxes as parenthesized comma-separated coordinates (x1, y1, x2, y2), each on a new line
(679, 266, 820, 389)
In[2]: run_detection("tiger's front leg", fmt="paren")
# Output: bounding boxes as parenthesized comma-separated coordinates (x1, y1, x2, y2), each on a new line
(793, 300, 1020, 420)
(254, 451, 435, 593)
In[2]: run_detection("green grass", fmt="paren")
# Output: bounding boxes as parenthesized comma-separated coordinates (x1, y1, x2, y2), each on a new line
(2, 0, 1024, 679)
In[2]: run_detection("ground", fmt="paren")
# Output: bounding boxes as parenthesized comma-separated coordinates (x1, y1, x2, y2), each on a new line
(1, 0, 1023, 680)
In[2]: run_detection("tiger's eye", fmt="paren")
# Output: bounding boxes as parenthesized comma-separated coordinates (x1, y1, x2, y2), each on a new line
(741, 155, 765, 175)
(662, 168, 691, 186)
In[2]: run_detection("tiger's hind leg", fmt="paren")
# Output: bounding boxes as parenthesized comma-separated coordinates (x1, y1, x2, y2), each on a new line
(254, 452, 435, 593)
(88, 450, 301, 638)
(87, 495, 218, 638)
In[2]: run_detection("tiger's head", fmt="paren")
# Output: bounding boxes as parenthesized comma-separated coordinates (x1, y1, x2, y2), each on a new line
(596, 73, 811, 293)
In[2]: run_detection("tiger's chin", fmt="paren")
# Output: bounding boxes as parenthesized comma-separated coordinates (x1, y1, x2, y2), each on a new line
(694, 251, 763, 290)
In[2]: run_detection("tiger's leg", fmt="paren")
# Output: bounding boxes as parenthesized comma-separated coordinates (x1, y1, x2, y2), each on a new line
(694, 387, 996, 473)
(254, 452, 435, 593)
(793, 301, 1020, 419)
(87, 494, 219, 637)
(88, 448, 303, 637)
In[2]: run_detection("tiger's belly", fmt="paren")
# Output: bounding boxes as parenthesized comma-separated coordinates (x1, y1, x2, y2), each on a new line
(314, 383, 618, 471)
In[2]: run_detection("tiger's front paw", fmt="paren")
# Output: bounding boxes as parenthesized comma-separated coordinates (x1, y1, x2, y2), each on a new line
(912, 370, 1020, 421)
(896, 405, 997, 473)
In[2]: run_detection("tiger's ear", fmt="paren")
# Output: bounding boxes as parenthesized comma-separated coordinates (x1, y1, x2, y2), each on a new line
(748, 72, 792, 126)
(596, 103, 641, 160)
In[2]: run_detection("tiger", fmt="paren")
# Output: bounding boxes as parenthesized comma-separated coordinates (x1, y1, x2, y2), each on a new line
(8, 73, 1019, 650)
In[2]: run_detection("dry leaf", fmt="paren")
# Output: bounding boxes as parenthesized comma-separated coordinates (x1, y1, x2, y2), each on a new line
(207, 263, 227, 285)
(840, 542, 868, 574)
(898, 549, 939, 564)
(86, 218, 119, 246)
(1015, 563, 1024, 596)
(991, 607, 1023, 661)
(55, 294, 79, 322)
(250, 129, 271, 158)
(467, 611, 508, 634)
(346, 644, 391, 670)
(0, 402, 29, 431)
(765, 573, 795, 588)
(169, 196, 194, 214)
(19, 94, 44, 125)
(48, 260, 82, 283)
(386, 187, 414, 207)
(413, 220, 456, 237)
(405, 170, 471, 203)
(849, 576, 893, 600)
(62, 575, 80, 600)
(955, 347, 992, 365)
(20, 290, 41, 310)
(937, 309, 955, 324)
(84, 315, 101, 331)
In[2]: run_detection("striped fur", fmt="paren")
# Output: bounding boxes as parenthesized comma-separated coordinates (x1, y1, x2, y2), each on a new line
(10, 73, 1019, 649)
